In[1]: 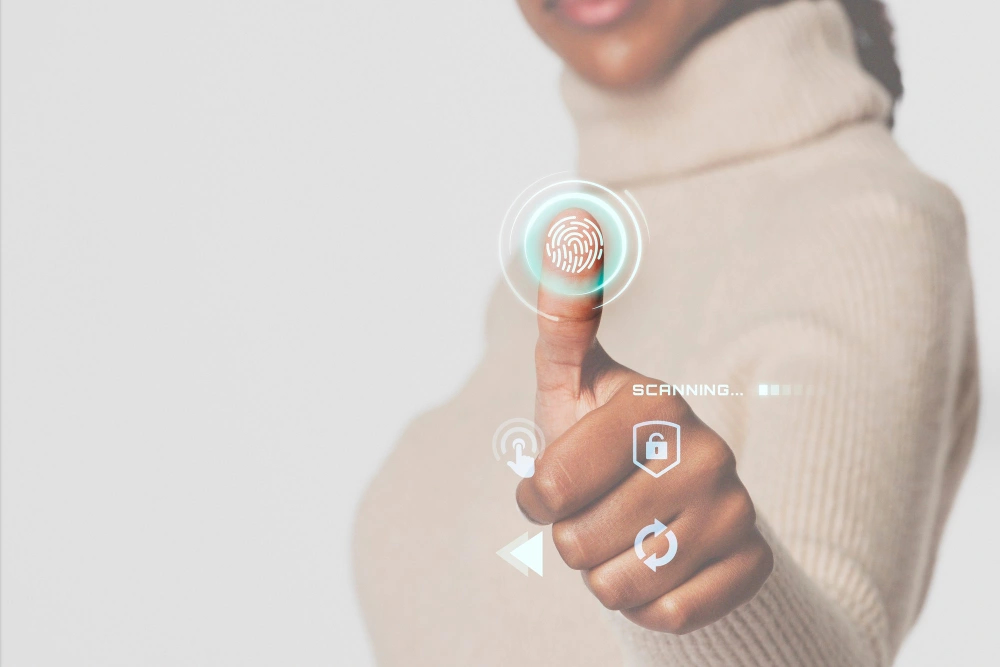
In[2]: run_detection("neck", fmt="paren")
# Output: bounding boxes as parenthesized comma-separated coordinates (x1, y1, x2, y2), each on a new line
(561, 0, 892, 185)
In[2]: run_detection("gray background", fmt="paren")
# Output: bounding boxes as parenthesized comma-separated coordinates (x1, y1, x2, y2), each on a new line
(2, 1, 997, 664)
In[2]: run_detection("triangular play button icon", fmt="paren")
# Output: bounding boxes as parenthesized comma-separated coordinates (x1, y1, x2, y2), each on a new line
(497, 532, 529, 575)
(501, 531, 543, 577)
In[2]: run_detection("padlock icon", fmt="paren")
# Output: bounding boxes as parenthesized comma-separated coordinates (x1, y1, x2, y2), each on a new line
(634, 421, 681, 478)
(646, 432, 668, 460)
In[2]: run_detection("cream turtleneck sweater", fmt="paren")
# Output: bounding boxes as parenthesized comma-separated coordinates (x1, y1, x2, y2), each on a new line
(354, 2, 979, 665)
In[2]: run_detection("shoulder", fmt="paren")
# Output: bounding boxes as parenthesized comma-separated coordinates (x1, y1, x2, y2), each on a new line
(719, 123, 974, 344)
(775, 122, 967, 252)
(741, 122, 970, 288)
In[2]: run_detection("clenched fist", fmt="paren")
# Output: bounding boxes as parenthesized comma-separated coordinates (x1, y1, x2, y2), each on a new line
(516, 209, 773, 634)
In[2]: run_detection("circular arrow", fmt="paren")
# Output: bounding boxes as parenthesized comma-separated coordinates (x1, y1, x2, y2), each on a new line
(634, 519, 678, 572)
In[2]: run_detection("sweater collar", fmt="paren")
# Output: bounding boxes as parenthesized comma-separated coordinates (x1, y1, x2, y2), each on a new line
(561, 0, 892, 185)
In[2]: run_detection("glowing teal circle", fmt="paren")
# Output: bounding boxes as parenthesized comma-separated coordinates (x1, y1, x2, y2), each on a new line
(522, 191, 628, 296)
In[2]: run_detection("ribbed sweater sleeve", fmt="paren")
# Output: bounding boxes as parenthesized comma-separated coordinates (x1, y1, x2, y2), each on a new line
(607, 185, 979, 665)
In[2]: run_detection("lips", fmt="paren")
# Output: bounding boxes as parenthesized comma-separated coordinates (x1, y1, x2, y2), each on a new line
(551, 0, 638, 29)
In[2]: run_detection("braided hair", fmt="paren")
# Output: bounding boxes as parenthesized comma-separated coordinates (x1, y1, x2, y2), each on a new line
(838, 0, 903, 110)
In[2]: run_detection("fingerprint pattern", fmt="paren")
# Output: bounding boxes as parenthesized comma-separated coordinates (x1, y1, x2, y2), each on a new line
(545, 215, 604, 274)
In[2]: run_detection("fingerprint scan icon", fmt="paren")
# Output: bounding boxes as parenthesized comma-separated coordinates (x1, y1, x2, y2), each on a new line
(546, 213, 604, 274)
(498, 173, 648, 317)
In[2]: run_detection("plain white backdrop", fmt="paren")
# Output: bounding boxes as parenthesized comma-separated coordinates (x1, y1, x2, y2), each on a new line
(1, 1, 997, 664)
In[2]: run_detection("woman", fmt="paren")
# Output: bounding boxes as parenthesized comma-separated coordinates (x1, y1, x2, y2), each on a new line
(355, 1, 979, 665)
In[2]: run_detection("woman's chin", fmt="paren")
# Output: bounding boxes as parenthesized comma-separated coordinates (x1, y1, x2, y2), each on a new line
(570, 38, 674, 90)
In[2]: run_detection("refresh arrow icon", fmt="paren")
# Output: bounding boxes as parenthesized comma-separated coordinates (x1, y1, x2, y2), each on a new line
(634, 519, 678, 572)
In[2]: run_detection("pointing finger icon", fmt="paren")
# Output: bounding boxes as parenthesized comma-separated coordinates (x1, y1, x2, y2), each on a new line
(507, 439, 535, 479)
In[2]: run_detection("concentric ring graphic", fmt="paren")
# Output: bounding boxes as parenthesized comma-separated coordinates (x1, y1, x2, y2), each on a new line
(499, 173, 648, 318)
(492, 418, 546, 461)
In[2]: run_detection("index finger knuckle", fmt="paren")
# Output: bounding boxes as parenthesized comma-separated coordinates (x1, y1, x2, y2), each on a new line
(551, 521, 590, 570)
(585, 567, 632, 611)
(700, 436, 737, 485)
(531, 460, 576, 520)
(657, 596, 693, 634)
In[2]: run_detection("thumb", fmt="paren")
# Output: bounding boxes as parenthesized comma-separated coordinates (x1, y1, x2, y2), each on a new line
(535, 208, 605, 438)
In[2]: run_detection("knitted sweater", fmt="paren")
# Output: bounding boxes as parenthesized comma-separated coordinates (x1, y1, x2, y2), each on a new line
(354, 2, 979, 665)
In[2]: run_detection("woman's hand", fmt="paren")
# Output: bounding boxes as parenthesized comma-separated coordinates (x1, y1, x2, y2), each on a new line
(516, 210, 773, 634)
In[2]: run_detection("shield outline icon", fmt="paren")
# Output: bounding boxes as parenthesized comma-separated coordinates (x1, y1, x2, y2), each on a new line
(633, 421, 681, 478)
